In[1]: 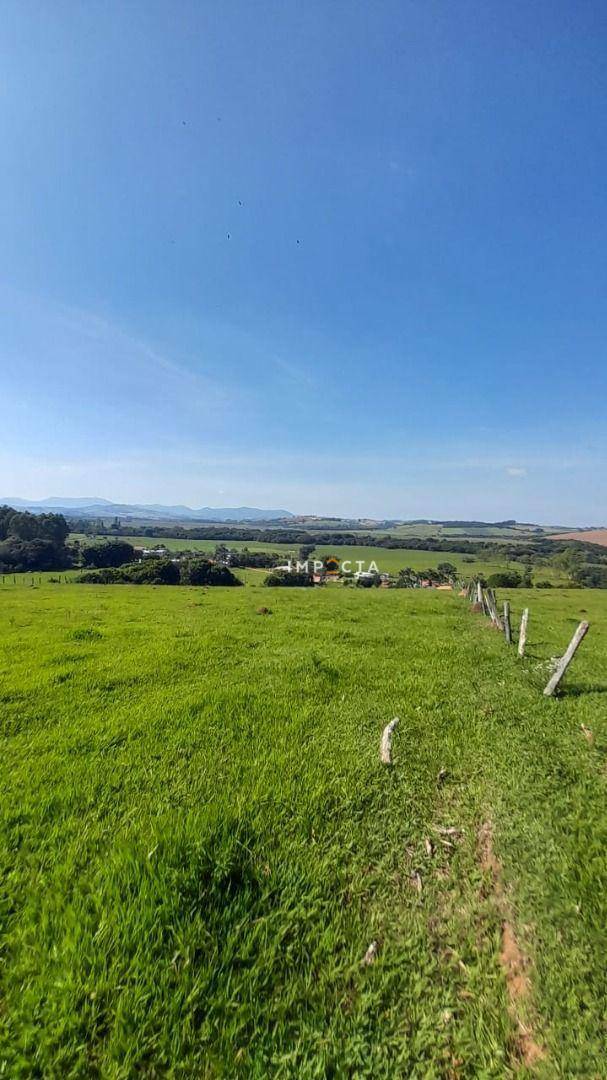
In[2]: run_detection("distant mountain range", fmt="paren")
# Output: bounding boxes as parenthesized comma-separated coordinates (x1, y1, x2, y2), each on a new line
(0, 497, 294, 523)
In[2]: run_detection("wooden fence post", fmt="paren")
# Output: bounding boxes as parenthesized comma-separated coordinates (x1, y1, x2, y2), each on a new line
(493, 590, 503, 630)
(503, 601, 511, 644)
(485, 588, 501, 629)
(543, 622, 589, 697)
(518, 608, 529, 658)
(380, 717, 400, 764)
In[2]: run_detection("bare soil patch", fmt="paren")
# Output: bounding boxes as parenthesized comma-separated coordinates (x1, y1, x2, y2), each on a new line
(478, 822, 546, 1070)
(551, 529, 607, 546)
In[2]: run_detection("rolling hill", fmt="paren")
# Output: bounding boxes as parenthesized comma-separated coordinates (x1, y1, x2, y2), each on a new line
(0, 497, 294, 522)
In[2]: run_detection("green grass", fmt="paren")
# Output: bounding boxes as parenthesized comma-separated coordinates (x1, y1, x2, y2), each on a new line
(70, 534, 292, 556)
(68, 533, 566, 584)
(311, 544, 566, 584)
(353, 523, 548, 541)
(1, 584, 606, 1076)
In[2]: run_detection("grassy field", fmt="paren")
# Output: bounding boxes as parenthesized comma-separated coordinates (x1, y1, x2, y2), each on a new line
(355, 523, 550, 542)
(310, 544, 565, 583)
(70, 534, 285, 556)
(1, 582, 606, 1075)
(68, 534, 566, 585)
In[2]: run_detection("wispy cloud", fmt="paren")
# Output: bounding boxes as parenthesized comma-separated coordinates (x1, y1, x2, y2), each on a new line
(55, 305, 227, 398)
(506, 466, 527, 477)
(0, 282, 235, 403)
(271, 354, 315, 389)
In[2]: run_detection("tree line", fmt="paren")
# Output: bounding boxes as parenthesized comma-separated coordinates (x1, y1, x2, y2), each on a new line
(73, 519, 607, 585)
(78, 558, 241, 587)
(75, 519, 607, 559)
(4, 504, 607, 587)
(0, 506, 71, 572)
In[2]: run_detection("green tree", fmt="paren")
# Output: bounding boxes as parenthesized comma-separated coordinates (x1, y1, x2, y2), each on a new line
(396, 567, 418, 588)
(487, 570, 522, 588)
(264, 569, 313, 587)
(180, 559, 242, 586)
(551, 548, 585, 578)
(81, 541, 135, 568)
(436, 562, 457, 581)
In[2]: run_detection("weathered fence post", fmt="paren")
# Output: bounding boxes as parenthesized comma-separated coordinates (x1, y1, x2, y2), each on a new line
(486, 588, 493, 621)
(476, 581, 483, 605)
(380, 717, 400, 764)
(518, 608, 529, 658)
(543, 622, 589, 697)
(484, 588, 501, 629)
(503, 601, 511, 644)
(493, 590, 503, 630)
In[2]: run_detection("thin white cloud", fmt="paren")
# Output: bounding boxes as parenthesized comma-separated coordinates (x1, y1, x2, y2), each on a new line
(506, 467, 527, 477)
(271, 354, 315, 389)
(55, 305, 227, 398)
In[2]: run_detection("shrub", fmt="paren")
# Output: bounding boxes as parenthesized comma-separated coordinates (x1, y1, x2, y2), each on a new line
(264, 569, 313, 587)
(487, 571, 522, 588)
(76, 567, 124, 584)
(418, 569, 442, 585)
(535, 580, 553, 589)
(436, 562, 457, 580)
(81, 540, 135, 568)
(395, 568, 418, 588)
(356, 573, 381, 588)
(78, 560, 180, 585)
(77, 558, 242, 586)
(126, 559, 181, 584)
(223, 551, 277, 569)
(571, 566, 607, 589)
(179, 559, 242, 586)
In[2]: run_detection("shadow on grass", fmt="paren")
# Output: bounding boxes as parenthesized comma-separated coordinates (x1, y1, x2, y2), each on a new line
(560, 683, 607, 697)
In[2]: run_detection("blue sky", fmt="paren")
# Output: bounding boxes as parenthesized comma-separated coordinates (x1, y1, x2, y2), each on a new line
(1, 0, 606, 523)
